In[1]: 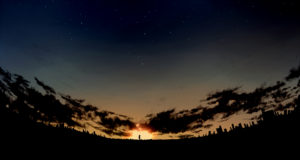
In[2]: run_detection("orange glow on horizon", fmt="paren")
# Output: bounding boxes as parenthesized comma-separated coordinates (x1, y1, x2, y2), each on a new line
(127, 124, 153, 140)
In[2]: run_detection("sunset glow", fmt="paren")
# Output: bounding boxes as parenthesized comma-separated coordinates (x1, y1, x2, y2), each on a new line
(128, 130, 153, 140)
(1, 0, 300, 141)
(127, 124, 153, 140)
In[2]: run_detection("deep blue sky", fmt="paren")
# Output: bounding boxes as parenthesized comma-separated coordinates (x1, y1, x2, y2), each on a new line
(1, 0, 300, 120)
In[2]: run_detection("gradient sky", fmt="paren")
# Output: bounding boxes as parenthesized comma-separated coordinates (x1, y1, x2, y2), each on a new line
(1, 0, 300, 124)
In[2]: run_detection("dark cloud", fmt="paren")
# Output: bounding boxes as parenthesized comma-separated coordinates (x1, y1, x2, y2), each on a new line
(143, 108, 203, 134)
(286, 65, 300, 81)
(143, 81, 294, 135)
(177, 134, 195, 139)
(94, 110, 136, 136)
(286, 64, 300, 87)
(35, 77, 56, 95)
(61, 94, 137, 136)
(203, 124, 213, 129)
(1, 66, 137, 137)
(1, 0, 300, 140)
(2, 62, 300, 138)
(205, 81, 287, 115)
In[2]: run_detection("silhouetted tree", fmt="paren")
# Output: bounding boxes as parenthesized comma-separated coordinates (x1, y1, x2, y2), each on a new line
(2, 63, 300, 139)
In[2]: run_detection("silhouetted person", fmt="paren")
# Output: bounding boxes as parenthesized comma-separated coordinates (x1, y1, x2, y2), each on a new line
(139, 135, 141, 140)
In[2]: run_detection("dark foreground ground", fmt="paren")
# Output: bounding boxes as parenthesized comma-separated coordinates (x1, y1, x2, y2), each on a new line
(1, 109, 299, 157)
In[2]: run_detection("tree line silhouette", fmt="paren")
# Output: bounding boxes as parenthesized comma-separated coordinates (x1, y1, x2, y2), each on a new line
(140, 65, 300, 138)
(1, 63, 300, 146)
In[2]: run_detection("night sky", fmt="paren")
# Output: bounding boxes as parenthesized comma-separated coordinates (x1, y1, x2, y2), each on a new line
(1, 0, 300, 134)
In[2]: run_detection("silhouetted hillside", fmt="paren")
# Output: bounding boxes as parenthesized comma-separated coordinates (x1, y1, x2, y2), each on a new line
(1, 104, 299, 149)
(1, 65, 300, 154)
